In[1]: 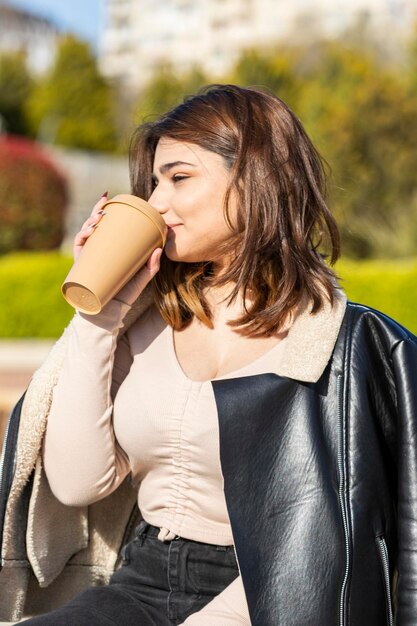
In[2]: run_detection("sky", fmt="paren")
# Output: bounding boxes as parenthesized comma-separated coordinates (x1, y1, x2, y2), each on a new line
(6, 0, 102, 48)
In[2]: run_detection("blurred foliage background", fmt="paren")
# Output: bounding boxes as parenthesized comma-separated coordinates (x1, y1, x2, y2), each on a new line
(0, 29, 416, 337)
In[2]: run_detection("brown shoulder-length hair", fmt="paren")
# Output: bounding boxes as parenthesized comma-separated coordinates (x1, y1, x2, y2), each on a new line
(129, 84, 340, 337)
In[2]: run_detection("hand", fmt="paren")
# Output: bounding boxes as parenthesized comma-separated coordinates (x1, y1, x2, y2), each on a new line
(73, 193, 108, 261)
(73, 193, 163, 306)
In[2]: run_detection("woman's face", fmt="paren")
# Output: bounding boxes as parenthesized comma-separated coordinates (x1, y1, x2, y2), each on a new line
(148, 138, 235, 264)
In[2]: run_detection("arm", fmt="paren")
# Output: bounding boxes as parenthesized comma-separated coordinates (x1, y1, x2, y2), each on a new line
(43, 299, 134, 506)
(43, 196, 163, 507)
(180, 576, 251, 626)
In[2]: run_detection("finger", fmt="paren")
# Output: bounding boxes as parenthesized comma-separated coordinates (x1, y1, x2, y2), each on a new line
(145, 248, 163, 275)
(129, 248, 162, 292)
(81, 211, 105, 231)
(74, 224, 97, 248)
(132, 248, 162, 291)
(88, 192, 108, 220)
(79, 195, 108, 230)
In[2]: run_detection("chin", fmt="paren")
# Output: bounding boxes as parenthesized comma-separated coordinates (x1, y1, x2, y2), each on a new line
(164, 246, 207, 264)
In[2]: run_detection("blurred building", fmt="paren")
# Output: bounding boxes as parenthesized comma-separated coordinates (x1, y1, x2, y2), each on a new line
(0, 1, 59, 74)
(99, 0, 417, 90)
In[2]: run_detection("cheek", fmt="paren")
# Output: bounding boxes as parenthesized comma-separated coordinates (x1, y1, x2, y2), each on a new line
(164, 226, 225, 263)
(164, 194, 233, 261)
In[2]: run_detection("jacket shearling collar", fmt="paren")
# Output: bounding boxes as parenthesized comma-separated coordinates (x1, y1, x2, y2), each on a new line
(272, 288, 347, 383)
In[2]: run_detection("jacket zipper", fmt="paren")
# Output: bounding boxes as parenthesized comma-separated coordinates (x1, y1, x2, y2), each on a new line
(0, 393, 25, 570)
(337, 373, 351, 626)
(232, 543, 242, 578)
(376, 536, 394, 626)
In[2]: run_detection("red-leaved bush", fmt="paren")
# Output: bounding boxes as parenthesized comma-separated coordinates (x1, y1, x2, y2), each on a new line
(0, 135, 68, 253)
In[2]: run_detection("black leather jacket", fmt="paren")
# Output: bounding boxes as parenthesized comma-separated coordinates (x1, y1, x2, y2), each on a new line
(213, 302, 417, 626)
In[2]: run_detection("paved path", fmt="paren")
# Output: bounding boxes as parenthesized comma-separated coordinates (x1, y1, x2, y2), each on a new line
(0, 339, 55, 444)
(0, 339, 54, 370)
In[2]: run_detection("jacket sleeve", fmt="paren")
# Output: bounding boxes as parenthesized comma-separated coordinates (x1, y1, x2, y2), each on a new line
(392, 335, 417, 624)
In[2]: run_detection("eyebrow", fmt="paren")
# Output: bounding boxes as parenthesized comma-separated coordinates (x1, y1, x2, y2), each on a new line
(156, 160, 197, 175)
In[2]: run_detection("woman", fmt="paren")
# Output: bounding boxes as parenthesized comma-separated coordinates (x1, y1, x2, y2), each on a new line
(1, 84, 416, 625)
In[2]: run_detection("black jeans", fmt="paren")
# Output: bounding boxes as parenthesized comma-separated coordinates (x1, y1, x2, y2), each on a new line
(22, 521, 239, 625)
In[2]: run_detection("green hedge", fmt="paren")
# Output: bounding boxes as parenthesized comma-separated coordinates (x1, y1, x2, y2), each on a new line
(0, 252, 415, 338)
(0, 252, 73, 337)
(337, 257, 417, 334)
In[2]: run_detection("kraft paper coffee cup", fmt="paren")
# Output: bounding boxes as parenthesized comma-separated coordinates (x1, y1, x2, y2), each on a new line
(62, 194, 167, 314)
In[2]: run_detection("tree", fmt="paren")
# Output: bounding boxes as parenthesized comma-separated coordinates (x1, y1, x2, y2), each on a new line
(26, 35, 117, 152)
(229, 48, 301, 110)
(135, 65, 208, 124)
(0, 51, 33, 135)
(295, 41, 417, 258)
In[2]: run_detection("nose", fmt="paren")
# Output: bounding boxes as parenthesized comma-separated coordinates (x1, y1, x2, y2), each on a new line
(148, 187, 168, 215)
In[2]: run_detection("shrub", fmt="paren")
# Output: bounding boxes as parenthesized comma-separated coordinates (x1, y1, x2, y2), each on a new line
(0, 135, 68, 254)
(0, 252, 73, 337)
(26, 36, 118, 152)
(337, 257, 417, 334)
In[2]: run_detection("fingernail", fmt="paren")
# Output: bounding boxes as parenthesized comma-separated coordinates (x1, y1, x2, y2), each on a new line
(101, 191, 108, 198)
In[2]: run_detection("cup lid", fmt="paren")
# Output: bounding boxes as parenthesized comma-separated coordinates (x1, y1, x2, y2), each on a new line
(103, 194, 167, 246)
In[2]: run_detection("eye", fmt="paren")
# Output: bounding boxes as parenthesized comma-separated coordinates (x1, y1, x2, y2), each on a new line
(172, 174, 189, 183)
